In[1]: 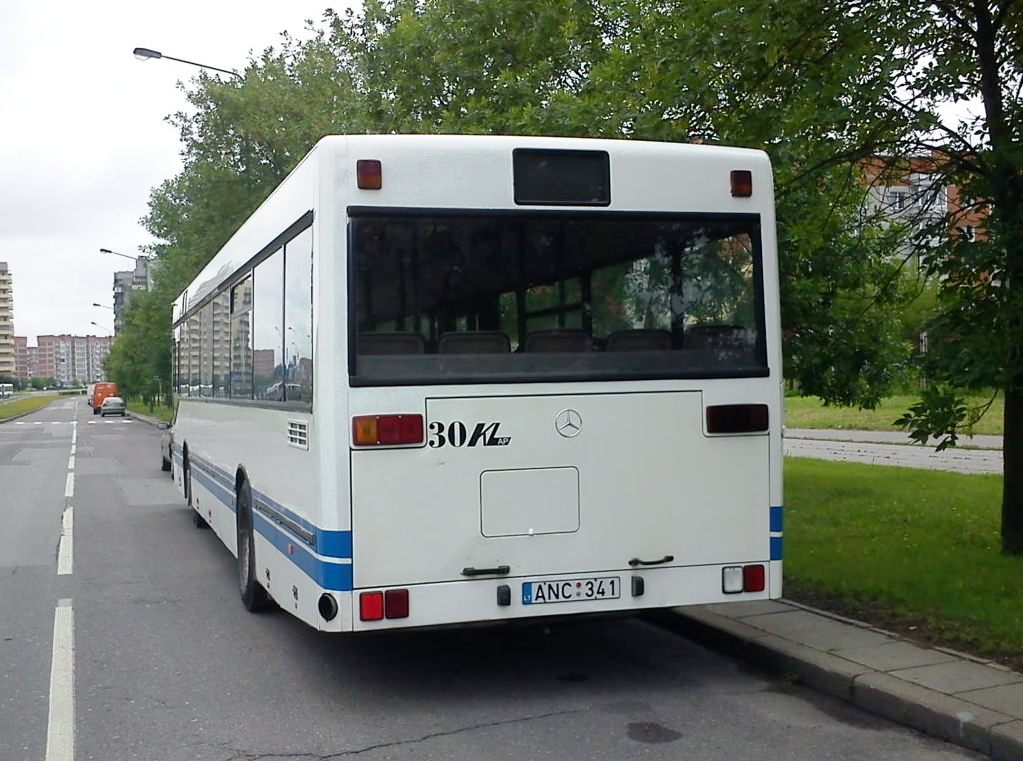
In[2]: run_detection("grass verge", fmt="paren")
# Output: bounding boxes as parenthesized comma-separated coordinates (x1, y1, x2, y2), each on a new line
(784, 457, 1022, 670)
(785, 393, 1004, 435)
(127, 401, 174, 423)
(0, 395, 57, 422)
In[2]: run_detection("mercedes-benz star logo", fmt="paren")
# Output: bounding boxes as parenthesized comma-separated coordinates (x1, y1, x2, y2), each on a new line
(555, 409, 583, 438)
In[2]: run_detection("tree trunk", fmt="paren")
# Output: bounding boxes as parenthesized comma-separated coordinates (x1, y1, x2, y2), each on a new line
(1004, 384, 1023, 553)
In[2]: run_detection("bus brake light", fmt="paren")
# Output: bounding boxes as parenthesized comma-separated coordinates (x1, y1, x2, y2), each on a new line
(385, 589, 409, 619)
(352, 414, 424, 446)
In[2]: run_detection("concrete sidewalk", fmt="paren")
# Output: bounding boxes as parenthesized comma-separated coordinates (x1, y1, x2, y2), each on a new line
(667, 600, 1023, 760)
(784, 428, 1003, 474)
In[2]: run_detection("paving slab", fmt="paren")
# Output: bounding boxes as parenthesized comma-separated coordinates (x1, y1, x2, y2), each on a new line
(890, 661, 1023, 695)
(710, 599, 797, 618)
(741, 609, 892, 651)
(835, 640, 960, 672)
(959, 683, 1023, 716)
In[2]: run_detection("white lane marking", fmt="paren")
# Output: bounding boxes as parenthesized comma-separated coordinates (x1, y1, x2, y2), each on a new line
(45, 599, 75, 761)
(64, 473, 74, 499)
(57, 508, 74, 576)
(70, 445, 76, 456)
(67, 455, 75, 471)
(35, 421, 43, 425)
(71, 423, 77, 446)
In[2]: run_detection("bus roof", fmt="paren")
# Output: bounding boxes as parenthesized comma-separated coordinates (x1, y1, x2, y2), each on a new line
(175, 135, 773, 317)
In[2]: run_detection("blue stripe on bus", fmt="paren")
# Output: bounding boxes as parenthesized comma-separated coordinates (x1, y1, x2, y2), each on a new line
(186, 453, 351, 559)
(253, 512, 353, 591)
(770, 505, 784, 533)
(770, 536, 783, 561)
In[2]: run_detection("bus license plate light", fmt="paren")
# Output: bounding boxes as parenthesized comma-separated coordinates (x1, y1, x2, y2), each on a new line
(522, 576, 620, 605)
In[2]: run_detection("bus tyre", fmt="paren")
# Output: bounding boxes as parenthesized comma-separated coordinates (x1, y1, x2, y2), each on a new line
(161, 456, 172, 472)
(236, 482, 269, 612)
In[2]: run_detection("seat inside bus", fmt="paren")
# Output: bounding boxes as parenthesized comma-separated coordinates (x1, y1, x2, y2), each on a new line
(605, 329, 672, 352)
(438, 331, 511, 354)
(358, 332, 427, 355)
(524, 330, 591, 353)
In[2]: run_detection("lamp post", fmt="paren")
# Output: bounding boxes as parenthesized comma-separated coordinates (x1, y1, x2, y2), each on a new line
(133, 47, 242, 79)
(92, 303, 114, 311)
(99, 247, 141, 262)
(90, 322, 112, 336)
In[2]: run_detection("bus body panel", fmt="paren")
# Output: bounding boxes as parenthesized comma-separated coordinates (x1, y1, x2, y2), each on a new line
(350, 389, 769, 590)
(168, 134, 783, 632)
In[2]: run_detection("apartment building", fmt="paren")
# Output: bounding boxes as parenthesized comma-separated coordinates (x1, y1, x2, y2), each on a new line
(113, 257, 154, 334)
(14, 336, 29, 378)
(0, 263, 14, 377)
(33, 334, 112, 386)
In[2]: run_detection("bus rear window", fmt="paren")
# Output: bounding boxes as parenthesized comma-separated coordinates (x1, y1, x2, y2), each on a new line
(350, 211, 766, 385)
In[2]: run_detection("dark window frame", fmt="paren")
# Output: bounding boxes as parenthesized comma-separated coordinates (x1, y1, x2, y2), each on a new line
(347, 207, 769, 387)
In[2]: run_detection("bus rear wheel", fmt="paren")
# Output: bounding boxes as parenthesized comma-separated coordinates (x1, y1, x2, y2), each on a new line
(236, 481, 269, 612)
(183, 453, 207, 529)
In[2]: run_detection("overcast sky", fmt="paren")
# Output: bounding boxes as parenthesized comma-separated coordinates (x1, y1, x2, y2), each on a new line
(0, 0, 354, 342)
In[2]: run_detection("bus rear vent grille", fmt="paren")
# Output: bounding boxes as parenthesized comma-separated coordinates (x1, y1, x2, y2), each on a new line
(287, 420, 309, 450)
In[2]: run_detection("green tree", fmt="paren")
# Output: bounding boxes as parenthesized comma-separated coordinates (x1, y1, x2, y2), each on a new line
(883, 0, 1023, 552)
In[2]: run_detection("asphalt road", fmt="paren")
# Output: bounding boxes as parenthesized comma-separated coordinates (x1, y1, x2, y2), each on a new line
(0, 399, 985, 760)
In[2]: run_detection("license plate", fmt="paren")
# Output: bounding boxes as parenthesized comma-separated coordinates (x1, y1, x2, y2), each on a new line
(522, 576, 621, 605)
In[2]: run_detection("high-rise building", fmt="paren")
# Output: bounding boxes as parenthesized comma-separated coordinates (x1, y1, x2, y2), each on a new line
(14, 336, 29, 378)
(113, 257, 154, 334)
(0, 262, 14, 377)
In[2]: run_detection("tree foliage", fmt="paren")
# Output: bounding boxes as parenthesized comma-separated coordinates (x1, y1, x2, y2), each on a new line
(125, 0, 1023, 550)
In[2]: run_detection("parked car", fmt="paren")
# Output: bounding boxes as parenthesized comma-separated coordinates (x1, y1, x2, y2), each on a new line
(91, 382, 120, 414)
(100, 396, 126, 417)
(160, 423, 173, 472)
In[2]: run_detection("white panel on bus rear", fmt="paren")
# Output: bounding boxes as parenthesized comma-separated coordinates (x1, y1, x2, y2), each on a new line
(350, 391, 769, 590)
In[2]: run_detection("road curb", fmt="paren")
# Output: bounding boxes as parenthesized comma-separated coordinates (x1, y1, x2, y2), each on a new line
(656, 607, 1023, 760)
(126, 410, 167, 428)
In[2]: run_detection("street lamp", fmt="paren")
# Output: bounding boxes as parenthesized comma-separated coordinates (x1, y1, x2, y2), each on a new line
(90, 322, 112, 336)
(133, 47, 242, 79)
(99, 247, 141, 262)
(92, 303, 114, 311)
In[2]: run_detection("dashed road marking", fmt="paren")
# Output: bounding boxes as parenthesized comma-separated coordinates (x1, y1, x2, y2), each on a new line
(57, 508, 73, 576)
(64, 473, 74, 499)
(45, 599, 75, 761)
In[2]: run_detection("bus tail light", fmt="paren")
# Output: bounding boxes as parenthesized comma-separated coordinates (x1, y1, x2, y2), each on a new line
(359, 589, 410, 621)
(706, 404, 768, 434)
(743, 564, 765, 592)
(722, 564, 766, 594)
(731, 169, 752, 197)
(357, 159, 382, 189)
(360, 591, 384, 621)
(352, 414, 424, 446)
(385, 589, 409, 619)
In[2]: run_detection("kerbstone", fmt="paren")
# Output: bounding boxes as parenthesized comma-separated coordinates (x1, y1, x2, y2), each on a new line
(992, 720, 1023, 761)
(854, 672, 1013, 755)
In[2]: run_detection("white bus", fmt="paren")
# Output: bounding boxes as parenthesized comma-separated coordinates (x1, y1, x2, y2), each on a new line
(0, 383, 13, 399)
(168, 134, 783, 632)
